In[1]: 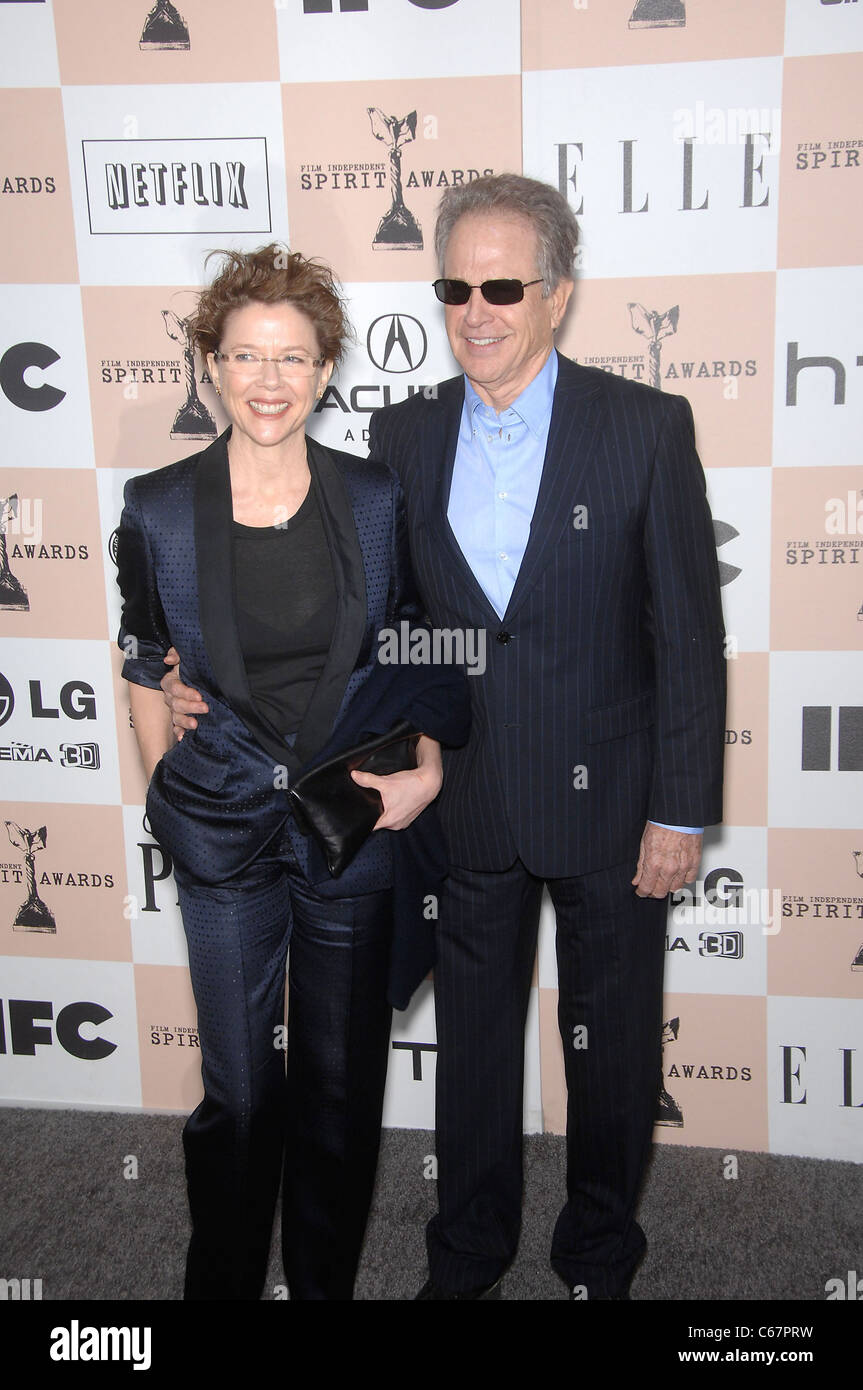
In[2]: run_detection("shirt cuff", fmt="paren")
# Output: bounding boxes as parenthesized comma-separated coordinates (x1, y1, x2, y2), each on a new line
(649, 821, 703, 834)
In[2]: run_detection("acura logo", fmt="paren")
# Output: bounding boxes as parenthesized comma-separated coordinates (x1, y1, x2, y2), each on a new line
(367, 314, 427, 373)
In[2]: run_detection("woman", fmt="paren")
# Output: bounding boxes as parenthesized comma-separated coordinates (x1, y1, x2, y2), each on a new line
(115, 245, 468, 1300)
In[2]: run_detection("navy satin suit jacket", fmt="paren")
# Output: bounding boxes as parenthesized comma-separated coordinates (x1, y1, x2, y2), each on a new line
(115, 429, 469, 913)
(369, 352, 727, 878)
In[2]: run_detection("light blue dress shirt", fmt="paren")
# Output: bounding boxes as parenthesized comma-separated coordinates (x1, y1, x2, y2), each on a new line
(446, 351, 701, 839)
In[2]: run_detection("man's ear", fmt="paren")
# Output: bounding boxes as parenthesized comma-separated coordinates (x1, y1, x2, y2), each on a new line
(550, 277, 574, 332)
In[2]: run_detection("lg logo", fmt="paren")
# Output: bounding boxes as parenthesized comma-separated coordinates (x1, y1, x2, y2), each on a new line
(0, 343, 65, 412)
(367, 314, 427, 373)
(0, 673, 97, 729)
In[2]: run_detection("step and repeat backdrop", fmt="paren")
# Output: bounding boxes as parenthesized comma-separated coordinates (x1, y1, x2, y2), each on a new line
(0, 0, 861, 1163)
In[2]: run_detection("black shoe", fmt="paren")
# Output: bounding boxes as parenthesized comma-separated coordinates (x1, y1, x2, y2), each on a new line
(416, 1276, 502, 1300)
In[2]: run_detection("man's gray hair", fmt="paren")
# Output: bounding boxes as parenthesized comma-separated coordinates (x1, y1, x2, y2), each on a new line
(434, 173, 579, 294)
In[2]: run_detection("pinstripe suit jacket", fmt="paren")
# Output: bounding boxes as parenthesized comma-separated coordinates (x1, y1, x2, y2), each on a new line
(368, 351, 726, 877)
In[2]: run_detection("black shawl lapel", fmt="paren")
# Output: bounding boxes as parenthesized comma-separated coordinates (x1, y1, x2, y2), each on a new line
(503, 352, 605, 624)
(425, 376, 500, 626)
(292, 436, 368, 763)
(194, 429, 302, 773)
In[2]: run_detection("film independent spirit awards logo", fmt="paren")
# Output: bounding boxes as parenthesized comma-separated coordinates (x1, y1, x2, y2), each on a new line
(367, 108, 422, 251)
(629, 0, 685, 27)
(625, 303, 744, 587)
(0, 495, 29, 613)
(852, 851, 863, 973)
(162, 308, 216, 441)
(4, 821, 56, 934)
(655, 1015, 752, 1130)
(140, 1, 190, 51)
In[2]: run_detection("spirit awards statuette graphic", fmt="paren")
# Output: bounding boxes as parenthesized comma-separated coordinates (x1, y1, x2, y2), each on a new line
(140, 0, 190, 51)
(0, 496, 29, 612)
(628, 303, 679, 391)
(5, 822, 56, 934)
(367, 109, 423, 252)
(629, 0, 686, 28)
(162, 310, 217, 441)
(656, 1017, 683, 1127)
(852, 851, 863, 972)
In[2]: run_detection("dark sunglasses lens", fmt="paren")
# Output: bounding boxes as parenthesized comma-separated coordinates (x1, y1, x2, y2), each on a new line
(481, 279, 525, 305)
(434, 279, 471, 305)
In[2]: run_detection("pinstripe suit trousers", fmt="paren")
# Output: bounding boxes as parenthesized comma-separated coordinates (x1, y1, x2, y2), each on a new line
(427, 857, 666, 1297)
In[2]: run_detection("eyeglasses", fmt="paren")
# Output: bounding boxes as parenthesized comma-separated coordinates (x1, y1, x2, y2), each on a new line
(213, 350, 325, 378)
(432, 278, 544, 306)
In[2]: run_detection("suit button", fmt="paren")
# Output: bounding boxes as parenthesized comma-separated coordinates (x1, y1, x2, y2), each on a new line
(496, 631, 512, 644)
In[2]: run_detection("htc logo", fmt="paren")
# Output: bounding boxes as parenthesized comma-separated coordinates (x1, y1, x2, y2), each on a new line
(786, 343, 863, 406)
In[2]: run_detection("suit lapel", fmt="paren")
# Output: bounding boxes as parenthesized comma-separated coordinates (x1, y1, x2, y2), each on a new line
(503, 352, 604, 624)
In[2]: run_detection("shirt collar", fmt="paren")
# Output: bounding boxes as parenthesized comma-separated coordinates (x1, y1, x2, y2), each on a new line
(464, 350, 558, 440)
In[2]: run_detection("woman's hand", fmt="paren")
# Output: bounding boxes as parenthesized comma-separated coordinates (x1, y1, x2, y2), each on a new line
(351, 735, 443, 832)
(160, 647, 209, 738)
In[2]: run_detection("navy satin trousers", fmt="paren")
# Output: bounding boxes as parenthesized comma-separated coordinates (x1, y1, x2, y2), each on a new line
(427, 857, 666, 1298)
(174, 836, 393, 1300)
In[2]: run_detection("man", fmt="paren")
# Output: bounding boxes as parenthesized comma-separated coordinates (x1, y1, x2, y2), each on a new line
(368, 174, 725, 1300)
(164, 174, 725, 1299)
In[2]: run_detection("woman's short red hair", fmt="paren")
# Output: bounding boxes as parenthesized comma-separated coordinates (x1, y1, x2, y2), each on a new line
(189, 243, 350, 366)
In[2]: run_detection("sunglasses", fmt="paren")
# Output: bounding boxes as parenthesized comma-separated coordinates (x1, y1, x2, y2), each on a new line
(432, 277, 544, 306)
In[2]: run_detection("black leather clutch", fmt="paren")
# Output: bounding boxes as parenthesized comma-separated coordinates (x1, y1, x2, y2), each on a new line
(288, 721, 420, 877)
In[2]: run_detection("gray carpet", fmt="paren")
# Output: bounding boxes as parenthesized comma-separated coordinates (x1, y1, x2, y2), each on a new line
(1, 1106, 860, 1303)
